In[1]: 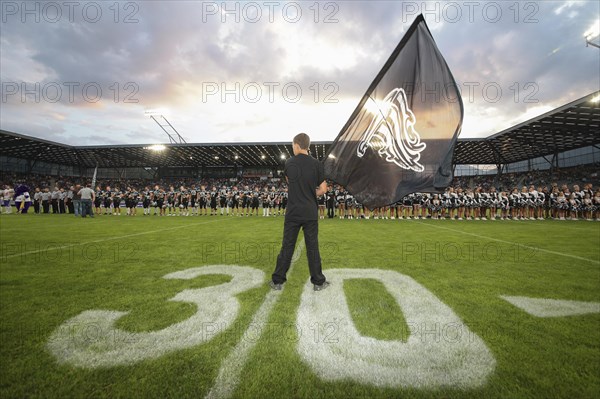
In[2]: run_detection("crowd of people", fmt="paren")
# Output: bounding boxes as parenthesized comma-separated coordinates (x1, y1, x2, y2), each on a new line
(2, 170, 599, 221)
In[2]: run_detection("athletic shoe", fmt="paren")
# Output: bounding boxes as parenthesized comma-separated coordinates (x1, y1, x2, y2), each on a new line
(313, 281, 331, 291)
(269, 281, 283, 291)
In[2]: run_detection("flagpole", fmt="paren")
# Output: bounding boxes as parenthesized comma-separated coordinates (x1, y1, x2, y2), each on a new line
(91, 163, 98, 187)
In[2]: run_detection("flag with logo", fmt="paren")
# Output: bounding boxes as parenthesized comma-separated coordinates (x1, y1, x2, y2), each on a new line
(323, 14, 463, 208)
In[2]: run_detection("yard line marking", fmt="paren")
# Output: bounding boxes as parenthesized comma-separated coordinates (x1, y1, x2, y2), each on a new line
(412, 221, 600, 264)
(1, 218, 228, 260)
(205, 239, 305, 399)
(500, 295, 600, 317)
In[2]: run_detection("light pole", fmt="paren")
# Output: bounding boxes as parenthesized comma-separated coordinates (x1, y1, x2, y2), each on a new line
(144, 109, 187, 144)
(584, 19, 599, 49)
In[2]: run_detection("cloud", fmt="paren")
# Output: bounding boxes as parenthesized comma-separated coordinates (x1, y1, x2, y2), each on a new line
(0, 1, 598, 144)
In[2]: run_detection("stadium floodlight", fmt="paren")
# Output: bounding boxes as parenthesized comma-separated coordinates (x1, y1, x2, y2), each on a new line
(280, 154, 286, 160)
(584, 19, 599, 49)
(261, 155, 266, 159)
(591, 94, 600, 103)
(214, 156, 219, 160)
(144, 108, 170, 116)
(234, 155, 239, 160)
(145, 144, 166, 152)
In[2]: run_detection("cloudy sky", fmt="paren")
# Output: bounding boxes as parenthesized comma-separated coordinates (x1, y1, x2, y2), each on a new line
(1, 0, 598, 145)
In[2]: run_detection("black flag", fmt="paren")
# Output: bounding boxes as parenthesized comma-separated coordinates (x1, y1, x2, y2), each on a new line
(324, 14, 463, 208)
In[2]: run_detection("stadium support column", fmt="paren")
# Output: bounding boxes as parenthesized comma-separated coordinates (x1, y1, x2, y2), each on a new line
(488, 142, 506, 176)
(26, 159, 37, 174)
(542, 154, 554, 172)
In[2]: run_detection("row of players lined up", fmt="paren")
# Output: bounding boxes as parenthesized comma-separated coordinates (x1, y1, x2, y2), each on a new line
(1, 184, 289, 217)
(367, 184, 600, 221)
(3, 183, 600, 221)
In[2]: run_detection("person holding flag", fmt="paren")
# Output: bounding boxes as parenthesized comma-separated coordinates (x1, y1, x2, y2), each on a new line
(270, 133, 329, 291)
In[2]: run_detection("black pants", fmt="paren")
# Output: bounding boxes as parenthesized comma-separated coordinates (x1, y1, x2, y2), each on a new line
(327, 200, 335, 218)
(51, 199, 58, 213)
(272, 219, 325, 285)
(34, 201, 40, 214)
(42, 200, 49, 213)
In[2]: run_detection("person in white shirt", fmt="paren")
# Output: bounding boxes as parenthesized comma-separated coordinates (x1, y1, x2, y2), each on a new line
(33, 188, 42, 214)
(2, 185, 14, 214)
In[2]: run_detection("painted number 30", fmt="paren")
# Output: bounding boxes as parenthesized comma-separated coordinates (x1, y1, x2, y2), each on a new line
(47, 266, 495, 389)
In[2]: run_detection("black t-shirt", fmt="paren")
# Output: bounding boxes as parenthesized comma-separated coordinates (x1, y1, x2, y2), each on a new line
(284, 153, 324, 221)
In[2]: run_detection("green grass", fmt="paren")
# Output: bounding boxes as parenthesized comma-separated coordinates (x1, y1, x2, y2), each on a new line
(343, 278, 409, 342)
(1, 211, 599, 398)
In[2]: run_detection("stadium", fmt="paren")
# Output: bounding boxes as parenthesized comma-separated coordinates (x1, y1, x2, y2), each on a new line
(1, 2, 599, 399)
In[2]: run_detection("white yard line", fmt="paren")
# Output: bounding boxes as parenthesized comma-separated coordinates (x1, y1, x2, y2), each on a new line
(205, 239, 305, 399)
(500, 295, 600, 317)
(412, 220, 600, 264)
(2, 218, 228, 260)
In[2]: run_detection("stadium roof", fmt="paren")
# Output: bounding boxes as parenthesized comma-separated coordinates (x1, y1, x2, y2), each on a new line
(0, 132, 331, 168)
(453, 91, 600, 165)
(1, 91, 598, 168)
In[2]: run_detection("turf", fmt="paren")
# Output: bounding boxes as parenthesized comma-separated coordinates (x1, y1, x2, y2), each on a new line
(1, 212, 599, 398)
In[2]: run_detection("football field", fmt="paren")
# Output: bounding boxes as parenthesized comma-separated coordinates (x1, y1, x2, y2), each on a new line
(1, 213, 599, 398)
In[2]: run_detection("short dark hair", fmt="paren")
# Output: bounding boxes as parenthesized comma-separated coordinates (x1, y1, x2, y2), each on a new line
(293, 133, 310, 150)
